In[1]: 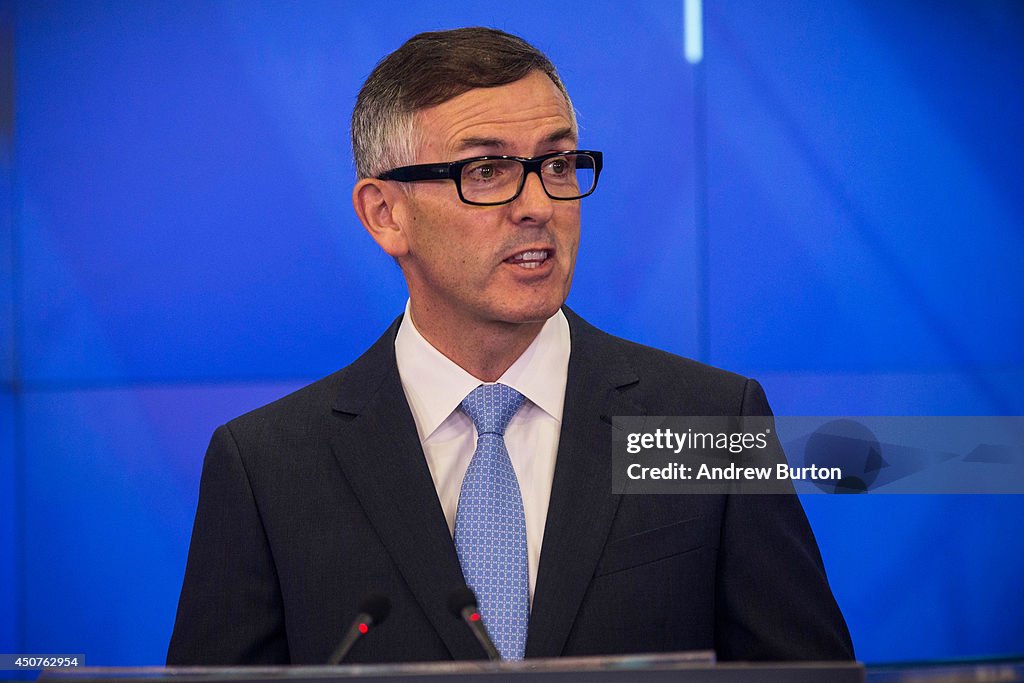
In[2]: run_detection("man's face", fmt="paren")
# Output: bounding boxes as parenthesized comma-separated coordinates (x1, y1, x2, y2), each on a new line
(395, 70, 580, 337)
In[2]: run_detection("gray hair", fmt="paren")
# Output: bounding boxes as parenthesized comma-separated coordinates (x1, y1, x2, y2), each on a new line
(351, 27, 577, 179)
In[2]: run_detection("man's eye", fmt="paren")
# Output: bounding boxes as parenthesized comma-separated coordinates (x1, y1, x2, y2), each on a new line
(545, 158, 570, 176)
(467, 163, 500, 181)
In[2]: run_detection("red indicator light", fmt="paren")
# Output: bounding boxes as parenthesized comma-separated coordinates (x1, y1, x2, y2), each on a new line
(358, 623, 369, 634)
(470, 612, 481, 622)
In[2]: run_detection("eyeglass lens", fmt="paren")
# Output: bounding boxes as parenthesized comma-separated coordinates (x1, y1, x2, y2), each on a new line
(460, 153, 597, 204)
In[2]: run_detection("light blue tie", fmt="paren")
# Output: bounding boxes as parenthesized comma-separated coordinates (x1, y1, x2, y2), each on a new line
(453, 383, 529, 660)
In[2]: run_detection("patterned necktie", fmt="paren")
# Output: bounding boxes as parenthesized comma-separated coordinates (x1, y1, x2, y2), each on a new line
(453, 383, 529, 660)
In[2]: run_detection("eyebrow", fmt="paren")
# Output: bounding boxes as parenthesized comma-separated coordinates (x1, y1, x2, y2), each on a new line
(542, 127, 578, 147)
(453, 127, 578, 155)
(454, 137, 506, 153)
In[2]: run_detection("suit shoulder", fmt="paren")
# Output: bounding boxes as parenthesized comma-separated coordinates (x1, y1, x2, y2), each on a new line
(568, 311, 762, 415)
(220, 367, 349, 443)
(614, 332, 747, 387)
(221, 318, 400, 441)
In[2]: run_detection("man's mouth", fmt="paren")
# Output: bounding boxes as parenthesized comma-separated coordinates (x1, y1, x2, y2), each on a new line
(504, 250, 550, 270)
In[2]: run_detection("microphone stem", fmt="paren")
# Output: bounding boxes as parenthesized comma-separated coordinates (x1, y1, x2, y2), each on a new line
(327, 616, 368, 665)
(460, 607, 501, 661)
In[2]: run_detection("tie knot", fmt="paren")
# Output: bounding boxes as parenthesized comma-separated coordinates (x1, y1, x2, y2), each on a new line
(461, 383, 526, 437)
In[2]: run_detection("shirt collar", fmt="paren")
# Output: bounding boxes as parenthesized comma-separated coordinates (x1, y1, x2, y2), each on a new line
(394, 300, 571, 441)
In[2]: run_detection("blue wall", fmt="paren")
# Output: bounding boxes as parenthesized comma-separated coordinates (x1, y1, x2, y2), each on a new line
(3, 0, 1022, 665)
(2, 0, 20, 657)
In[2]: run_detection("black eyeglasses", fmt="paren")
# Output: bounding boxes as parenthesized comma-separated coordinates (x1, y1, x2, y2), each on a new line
(376, 150, 603, 206)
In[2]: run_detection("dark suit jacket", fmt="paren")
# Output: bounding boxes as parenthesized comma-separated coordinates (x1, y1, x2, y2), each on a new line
(167, 309, 853, 664)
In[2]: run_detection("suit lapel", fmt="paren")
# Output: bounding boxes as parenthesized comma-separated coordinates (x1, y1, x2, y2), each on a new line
(328, 311, 645, 660)
(525, 310, 644, 658)
(328, 318, 482, 660)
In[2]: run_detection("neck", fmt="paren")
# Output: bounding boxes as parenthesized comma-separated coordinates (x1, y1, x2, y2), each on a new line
(407, 305, 547, 383)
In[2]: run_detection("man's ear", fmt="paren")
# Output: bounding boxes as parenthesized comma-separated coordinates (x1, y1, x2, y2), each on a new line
(352, 178, 410, 257)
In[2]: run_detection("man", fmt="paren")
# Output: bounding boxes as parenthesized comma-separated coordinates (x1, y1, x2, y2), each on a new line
(168, 27, 853, 665)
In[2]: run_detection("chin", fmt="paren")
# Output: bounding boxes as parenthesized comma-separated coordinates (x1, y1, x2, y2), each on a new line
(496, 299, 565, 325)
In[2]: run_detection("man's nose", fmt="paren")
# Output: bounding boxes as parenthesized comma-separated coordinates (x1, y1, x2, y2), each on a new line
(509, 170, 555, 224)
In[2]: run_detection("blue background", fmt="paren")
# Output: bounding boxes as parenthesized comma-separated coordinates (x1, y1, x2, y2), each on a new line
(2, 0, 1023, 666)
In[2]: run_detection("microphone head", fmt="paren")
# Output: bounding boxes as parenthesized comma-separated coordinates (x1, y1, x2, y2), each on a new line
(447, 585, 478, 618)
(359, 594, 391, 625)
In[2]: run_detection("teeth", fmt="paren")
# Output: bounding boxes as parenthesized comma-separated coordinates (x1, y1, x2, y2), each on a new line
(506, 250, 549, 269)
(516, 250, 548, 261)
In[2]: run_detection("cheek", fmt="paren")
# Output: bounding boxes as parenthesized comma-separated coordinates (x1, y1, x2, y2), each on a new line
(407, 208, 494, 275)
(555, 212, 581, 257)
(404, 197, 454, 253)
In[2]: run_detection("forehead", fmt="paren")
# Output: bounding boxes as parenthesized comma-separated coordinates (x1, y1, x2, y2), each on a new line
(414, 71, 576, 159)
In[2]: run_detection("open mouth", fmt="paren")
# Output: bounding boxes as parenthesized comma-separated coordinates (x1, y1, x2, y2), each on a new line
(504, 249, 550, 270)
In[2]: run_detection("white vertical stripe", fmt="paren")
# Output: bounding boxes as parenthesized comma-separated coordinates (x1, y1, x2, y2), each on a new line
(685, 0, 704, 64)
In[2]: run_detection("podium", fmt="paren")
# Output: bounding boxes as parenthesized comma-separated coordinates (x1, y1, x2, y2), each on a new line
(33, 653, 1024, 681)
(37, 652, 865, 682)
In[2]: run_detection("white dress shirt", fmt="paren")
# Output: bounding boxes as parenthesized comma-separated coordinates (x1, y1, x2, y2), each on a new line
(394, 302, 570, 605)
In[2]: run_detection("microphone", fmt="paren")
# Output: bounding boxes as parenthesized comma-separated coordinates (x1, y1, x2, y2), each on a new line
(327, 594, 391, 665)
(447, 585, 501, 661)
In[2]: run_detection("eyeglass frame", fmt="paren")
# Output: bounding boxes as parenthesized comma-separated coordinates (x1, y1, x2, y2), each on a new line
(375, 149, 603, 206)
